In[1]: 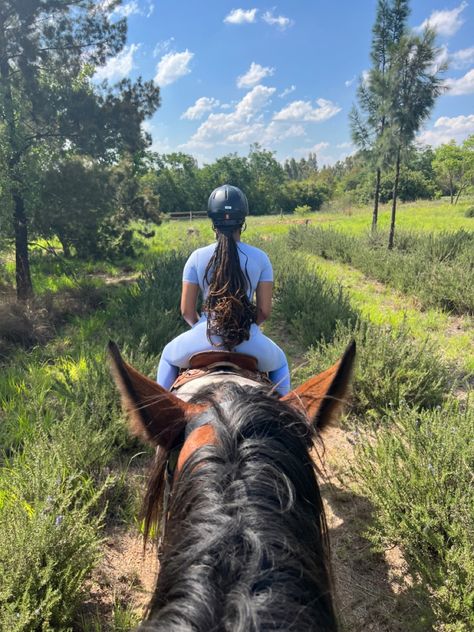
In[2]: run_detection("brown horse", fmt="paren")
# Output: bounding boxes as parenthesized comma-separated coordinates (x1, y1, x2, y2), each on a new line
(109, 341, 355, 632)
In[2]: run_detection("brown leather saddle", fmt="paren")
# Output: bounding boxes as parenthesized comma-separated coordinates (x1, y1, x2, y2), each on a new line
(170, 350, 271, 391)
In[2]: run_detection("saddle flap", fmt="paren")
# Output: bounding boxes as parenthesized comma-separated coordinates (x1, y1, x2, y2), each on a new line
(189, 350, 258, 372)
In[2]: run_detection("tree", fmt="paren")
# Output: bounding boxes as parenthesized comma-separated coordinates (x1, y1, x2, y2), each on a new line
(33, 154, 161, 258)
(0, 0, 160, 299)
(432, 137, 474, 204)
(386, 28, 445, 247)
(350, 0, 410, 232)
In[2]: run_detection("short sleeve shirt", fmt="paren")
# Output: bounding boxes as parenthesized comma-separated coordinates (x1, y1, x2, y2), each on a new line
(182, 241, 273, 300)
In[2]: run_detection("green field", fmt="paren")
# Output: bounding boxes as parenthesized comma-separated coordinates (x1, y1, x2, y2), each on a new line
(1, 199, 473, 631)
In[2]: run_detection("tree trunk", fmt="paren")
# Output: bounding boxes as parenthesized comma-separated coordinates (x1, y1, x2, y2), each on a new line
(58, 233, 71, 258)
(372, 167, 381, 232)
(13, 191, 33, 300)
(388, 148, 401, 250)
(0, 41, 33, 300)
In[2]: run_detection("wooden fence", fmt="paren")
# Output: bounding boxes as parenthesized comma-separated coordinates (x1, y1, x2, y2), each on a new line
(168, 211, 207, 220)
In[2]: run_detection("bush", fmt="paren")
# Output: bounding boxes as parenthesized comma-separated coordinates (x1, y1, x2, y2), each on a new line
(261, 241, 358, 348)
(355, 400, 474, 630)
(295, 321, 454, 420)
(464, 206, 474, 218)
(294, 204, 312, 217)
(288, 225, 474, 315)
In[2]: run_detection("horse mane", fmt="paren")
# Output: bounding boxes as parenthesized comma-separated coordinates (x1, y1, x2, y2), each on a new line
(140, 383, 338, 632)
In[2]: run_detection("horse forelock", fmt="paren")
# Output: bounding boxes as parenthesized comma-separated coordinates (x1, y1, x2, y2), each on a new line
(141, 382, 338, 632)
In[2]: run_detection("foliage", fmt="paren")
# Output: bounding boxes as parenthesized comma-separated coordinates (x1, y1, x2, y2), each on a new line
(289, 225, 474, 314)
(355, 400, 474, 630)
(296, 321, 453, 420)
(0, 0, 160, 297)
(260, 240, 358, 348)
(294, 204, 312, 216)
(433, 136, 474, 204)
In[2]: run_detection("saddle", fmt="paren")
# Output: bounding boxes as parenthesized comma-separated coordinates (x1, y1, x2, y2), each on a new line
(170, 350, 271, 391)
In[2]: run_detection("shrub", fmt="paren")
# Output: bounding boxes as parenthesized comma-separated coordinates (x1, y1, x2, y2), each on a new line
(262, 242, 358, 348)
(288, 225, 474, 315)
(294, 204, 312, 217)
(0, 420, 107, 630)
(355, 400, 474, 630)
(295, 321, 454, 420)
(464, 206, 474, 218)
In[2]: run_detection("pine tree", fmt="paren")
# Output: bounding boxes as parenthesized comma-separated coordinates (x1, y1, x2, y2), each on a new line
(0, 0, 160, 299)
(386, 28, 445, 248)
(350, 0, 409, 232)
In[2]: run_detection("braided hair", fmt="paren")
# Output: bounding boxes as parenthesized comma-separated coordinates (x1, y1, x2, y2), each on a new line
(203, 225, 257, 350)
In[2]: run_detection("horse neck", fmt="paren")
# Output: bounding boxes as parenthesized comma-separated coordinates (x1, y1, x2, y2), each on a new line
(143, 390, 338, 632)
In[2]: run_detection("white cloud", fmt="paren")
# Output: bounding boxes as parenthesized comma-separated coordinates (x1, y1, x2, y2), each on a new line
(337, 141, 354, 149)
(418, 114, 474, 146)
(237, 62, 275, 88)
(445, 68, 474, 95)
(224, 8, 258, 24)
(94, 43, 140, 81)
(345, 75, 356, 88)
(112, 0, 139, 17)
(415, 2, 468, 37)
(153, 37, 175, 58)
(155, 49, 194, 87)
(273, 98, 341, 123)
(181, 84, 276, 149)
(111, 1, 153, 18)
(262, 10, 293, 29)
(279, 85, 296, 98)
(181, 97, 220, 120)
(146, 2, 154, 17)
(451, 46, 474, 68)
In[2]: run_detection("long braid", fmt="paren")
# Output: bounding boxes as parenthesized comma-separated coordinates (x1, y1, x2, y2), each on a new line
(203, 228, 257, 350)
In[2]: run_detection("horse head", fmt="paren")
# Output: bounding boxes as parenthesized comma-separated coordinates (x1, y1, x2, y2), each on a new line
(108, 340, 355, 631)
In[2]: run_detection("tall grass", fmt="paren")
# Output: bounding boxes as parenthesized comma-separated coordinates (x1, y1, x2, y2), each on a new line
(289, 226, 474, 315)
(0, 250, 192, 629)
(295, 321, 454, 421)
(355, 400, 474, 631)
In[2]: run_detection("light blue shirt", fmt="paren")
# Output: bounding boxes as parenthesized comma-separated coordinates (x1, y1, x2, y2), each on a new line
(182, 241, 273, 300)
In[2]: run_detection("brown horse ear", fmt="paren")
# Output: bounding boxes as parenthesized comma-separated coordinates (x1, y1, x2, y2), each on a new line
(282, 341, 356, 430)
(108, 341, 202, 449)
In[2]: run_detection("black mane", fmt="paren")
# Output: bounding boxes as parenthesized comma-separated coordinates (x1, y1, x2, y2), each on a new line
(140, 383, 338, 632)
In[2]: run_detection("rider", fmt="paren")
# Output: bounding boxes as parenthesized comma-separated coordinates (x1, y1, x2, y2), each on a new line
(156, 184, 290, 395)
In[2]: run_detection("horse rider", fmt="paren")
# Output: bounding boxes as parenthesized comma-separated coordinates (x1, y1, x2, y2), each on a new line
(156, 184, 290, 395)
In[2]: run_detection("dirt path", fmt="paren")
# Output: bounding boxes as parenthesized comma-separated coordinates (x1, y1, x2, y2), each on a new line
(317, 426, 429, 631)
(305, 253, 474, 375)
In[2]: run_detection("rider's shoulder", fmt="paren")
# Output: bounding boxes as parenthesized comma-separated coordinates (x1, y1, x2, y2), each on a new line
(238, 242, 270, 259)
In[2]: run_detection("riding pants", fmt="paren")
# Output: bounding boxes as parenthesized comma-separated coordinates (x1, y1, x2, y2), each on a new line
(157, 316, 291, 396)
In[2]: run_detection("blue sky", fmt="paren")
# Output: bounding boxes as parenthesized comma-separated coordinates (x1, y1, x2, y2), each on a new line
(96, 0, 474, 165)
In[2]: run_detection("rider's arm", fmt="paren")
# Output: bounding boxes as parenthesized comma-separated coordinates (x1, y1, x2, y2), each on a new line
(181, 282, 200, 327)
(255, 281, 273, 325)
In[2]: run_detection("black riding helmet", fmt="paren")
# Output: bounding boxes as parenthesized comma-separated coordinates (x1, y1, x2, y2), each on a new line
(207, 184, 248, 231)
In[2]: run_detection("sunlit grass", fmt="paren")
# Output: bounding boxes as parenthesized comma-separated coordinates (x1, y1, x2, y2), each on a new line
(304, 253, 474, 374)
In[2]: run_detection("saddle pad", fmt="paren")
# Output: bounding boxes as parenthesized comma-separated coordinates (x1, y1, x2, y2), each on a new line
(174, 373, 263, 402)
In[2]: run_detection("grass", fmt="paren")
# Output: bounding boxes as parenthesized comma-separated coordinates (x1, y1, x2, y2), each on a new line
(289, 225, 474, 315)
(355, 400, 474, 631)
(301, 253, 474, 375)
(0, 252, 189, 629)
(1, 197, 473, 630)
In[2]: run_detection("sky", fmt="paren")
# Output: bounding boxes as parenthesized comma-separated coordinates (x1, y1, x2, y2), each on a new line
(96, 0, 474, 166)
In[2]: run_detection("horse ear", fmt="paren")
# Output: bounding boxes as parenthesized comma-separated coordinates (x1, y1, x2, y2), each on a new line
(107, 341, 201, 449)
(282, 341, 356, 430)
